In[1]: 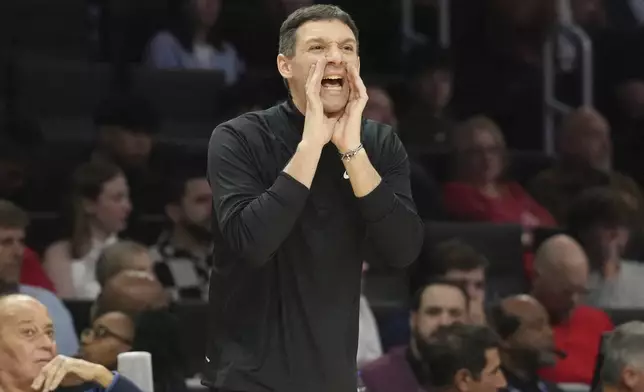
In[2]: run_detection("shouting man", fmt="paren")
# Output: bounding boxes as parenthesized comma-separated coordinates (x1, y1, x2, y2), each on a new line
(205, 4, 423, 392)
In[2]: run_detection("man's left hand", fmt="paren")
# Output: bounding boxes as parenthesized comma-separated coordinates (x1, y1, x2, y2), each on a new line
(31, 355, 114, 391)
(332, 63, 369, 153)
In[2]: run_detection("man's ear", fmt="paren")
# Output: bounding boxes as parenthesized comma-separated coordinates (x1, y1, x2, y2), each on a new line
(277, 54, 293, 80)
(454, 369, 471, 392)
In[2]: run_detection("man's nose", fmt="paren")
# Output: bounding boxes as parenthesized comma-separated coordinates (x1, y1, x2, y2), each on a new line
(326, 45, 343, 64)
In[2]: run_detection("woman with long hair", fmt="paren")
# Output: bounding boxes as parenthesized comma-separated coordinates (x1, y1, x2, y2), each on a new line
(145, 0, 244, 85)
(43, 161, 132, 299)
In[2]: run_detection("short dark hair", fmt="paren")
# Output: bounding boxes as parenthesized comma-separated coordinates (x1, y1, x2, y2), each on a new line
(567, 187, 633, 237)
(422, 323, 501, 388)
(0, 200, 29, 229)
(165, 165, 207, 206)
(430, 239, 489, 275)
(95, 241, 149, 287)
(278, 4, 359, 57)
(94, 92, 159, 133)
(411, 278, 469, 312)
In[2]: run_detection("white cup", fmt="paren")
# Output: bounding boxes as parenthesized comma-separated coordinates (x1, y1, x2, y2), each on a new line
(117, 351, 154, 392)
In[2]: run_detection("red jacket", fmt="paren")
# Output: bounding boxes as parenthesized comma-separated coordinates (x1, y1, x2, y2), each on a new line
(20, 248, 56, 293)
(443, 181, 556, 227)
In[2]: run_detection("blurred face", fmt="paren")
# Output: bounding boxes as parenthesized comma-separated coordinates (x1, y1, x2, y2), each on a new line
(194, 0, 221, 28)
(101, 271, 169, 316)
(584, 226, 630, 268)
(0, 299, 56, 388)
(364, 87, 397, 127)
(86, 175, 131, 234)
(505, 299, 556, 368)
(103, 127, 153, 169)
(459, 128, 504, 184)
(0, 227, 25, 287)
(79, 312, 134, 370)
(278, 19, 359, 115)
(564, 115, 611, 171)
(571, 0, 606, 27)
(411, 284, 468, 343)
(444, 268, 486, 304)
(419, 69, 453, 112)
(617, 80, 644, 120)
(456, 348, 506, 392)
(534, 261, 589, 323)
(0, 160, 25, 197)
(181, 178, 212, 229)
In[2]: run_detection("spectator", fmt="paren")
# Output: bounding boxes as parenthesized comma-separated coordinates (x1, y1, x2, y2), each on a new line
(150, 170, 212, 300)
(78, 311, 135, 370)
(415, 239, 489, 325)
(488, 295, 562, 392)
(92, 93, 165, 216)
(96, 241, 154, 289)
(357, 262, 382, 368)
(600, 321, 644, 392)
(421, 323, 507, 392)
(93, 270, 169, 319)
(0, 200, 78, 356)
(532, 234, 614, 385)
(399, 61, 455, 152)
(92, 93, 158, 173)
(145, 0, 245, 85)
(43, 162, 131, 300)
(529, 107, 644, 224)
(79, 309, 186, 392)
(443, 116, 556, 231)
(361, 280, 469, 392)
(567, 187, 644, 308)
(0, 294, 142, 392)
(363, 85, 398, 128)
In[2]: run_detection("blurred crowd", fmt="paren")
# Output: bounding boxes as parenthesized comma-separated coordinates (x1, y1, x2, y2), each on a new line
(3, 0, 644, 391)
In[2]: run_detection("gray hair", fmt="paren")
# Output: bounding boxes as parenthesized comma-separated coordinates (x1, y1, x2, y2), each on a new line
(278, 4, 359, 57)
(601, 322, 644, 385)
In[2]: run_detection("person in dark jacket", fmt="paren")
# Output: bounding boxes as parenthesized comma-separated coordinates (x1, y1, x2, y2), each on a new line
(0, 294, 141, 392)
(205, 4, 423, 392)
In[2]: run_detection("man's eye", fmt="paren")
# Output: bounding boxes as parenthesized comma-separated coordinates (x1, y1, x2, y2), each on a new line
(343, 46, 354, 52)
(310, 45, 323, 51)
(21, 329, 35, 337)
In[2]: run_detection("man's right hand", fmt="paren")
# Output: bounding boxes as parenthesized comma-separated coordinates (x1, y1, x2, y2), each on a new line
(301, 58, 335, 148)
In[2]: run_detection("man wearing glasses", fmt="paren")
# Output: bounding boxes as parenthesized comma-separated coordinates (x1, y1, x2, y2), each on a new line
(531, 234, 614, 386)
(77, 311, 135, 370)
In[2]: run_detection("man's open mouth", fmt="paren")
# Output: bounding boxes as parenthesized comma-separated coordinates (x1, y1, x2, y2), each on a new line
(321, 76, 344, 89)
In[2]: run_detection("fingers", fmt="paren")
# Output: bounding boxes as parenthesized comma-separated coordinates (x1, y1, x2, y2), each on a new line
(348, 64, 368, 102)
(32, 356, 64, 391)
(307, 58, 327, 100)
(43, 360, 68, 392)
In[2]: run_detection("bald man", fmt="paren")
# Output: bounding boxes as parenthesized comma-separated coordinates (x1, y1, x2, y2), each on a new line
(528, 107, 643, 224)
(489, 295, 561, 392)
(0, 294, 142, 392)
(531, 235, 614, 385)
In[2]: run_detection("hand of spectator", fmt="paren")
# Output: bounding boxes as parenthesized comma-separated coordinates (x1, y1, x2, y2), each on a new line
(469, 299, 487, 325)
(31, 355, 114, 391)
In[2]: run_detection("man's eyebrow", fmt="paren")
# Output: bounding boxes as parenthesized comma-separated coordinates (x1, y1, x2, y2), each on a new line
(339, 38, 357, 45)
(17, 320, 34, 325)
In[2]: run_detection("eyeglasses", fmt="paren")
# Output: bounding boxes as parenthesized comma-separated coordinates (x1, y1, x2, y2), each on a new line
(81, 325, 132, 345)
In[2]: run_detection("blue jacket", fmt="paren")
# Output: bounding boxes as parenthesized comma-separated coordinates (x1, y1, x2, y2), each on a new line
(55, 373, 142, 392)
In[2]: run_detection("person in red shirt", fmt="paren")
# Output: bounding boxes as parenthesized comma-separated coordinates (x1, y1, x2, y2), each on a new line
(443, 116, 556, 230)
(532, 234, 614, 385)
(20, 248, 56, 293)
